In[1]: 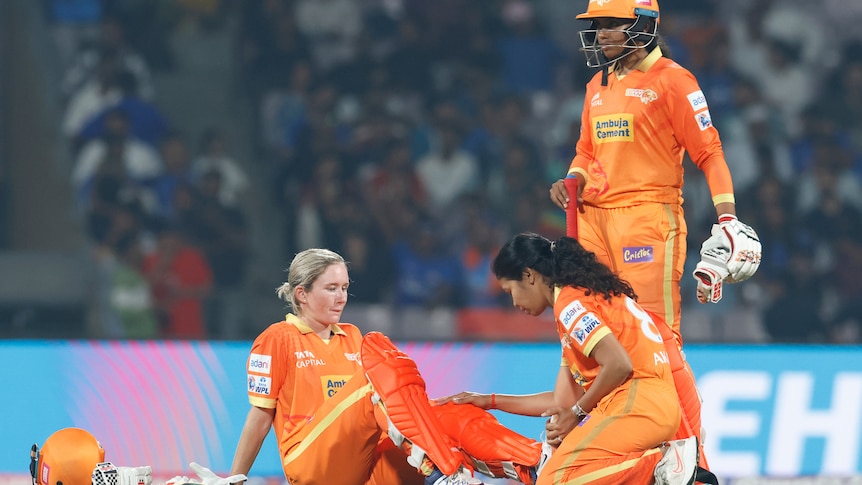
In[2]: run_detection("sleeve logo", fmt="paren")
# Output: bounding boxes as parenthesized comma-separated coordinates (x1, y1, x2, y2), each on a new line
(695, 110, 713, 131)
(560, 300, 587, 330)
(686, 90, 708, 112)
(571, 312, 601, 345)
(248, 353, 272, 374)
(248, 375, 271, 395)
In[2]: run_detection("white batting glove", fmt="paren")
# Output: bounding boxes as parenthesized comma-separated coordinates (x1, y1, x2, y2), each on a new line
(693, 229, 730, 304)
(189, 462, 247, 485)
(717, 214, 762, 283)
(92, 462, 152, 485)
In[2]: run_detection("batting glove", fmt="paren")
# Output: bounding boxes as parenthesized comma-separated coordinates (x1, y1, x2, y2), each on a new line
(190, 462, 247, 485)
(717, 214, 761, 283)
(693, 228, 730, 304)
(92, 462, 152, 485)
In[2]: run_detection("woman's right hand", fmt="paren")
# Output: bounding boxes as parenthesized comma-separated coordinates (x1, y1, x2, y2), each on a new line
(433, 391, 493, 410)
(549, 176, 584, 211)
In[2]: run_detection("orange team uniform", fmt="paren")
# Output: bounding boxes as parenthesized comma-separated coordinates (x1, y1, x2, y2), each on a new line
(536, 286, 680, 485)
(567, 47, 735, 341)
(245, 314, 423, 485)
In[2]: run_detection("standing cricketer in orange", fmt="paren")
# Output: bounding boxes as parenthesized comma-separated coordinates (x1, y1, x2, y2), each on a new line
(548, 0, 761, 338)
(547, 0, 762, 471)
(438, 232, 700, 485)
(229, 248, 542, 485)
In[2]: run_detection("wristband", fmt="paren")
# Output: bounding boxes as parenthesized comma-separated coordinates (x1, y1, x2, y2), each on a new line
(718, 213, 737, 223)
(572, 402, 587, 419)
(490, 393, 497, 409)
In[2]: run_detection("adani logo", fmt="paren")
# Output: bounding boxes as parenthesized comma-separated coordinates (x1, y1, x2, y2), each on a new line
(248, 353, 272, 374)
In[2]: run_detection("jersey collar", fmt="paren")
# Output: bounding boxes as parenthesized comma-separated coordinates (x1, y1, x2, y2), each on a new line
(286, 313, 347, 336)
(610, 46, 663, 74)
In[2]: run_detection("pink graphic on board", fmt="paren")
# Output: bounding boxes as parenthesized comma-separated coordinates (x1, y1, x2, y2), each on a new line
(65, 341, 231, 474)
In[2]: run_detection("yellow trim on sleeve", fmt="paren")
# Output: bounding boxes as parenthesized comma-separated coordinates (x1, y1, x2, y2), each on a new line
(712, 193, 735, 206)
(567, 167, 588, 180)
(249, 396, 277, 409)
(582, 327, 612, 357)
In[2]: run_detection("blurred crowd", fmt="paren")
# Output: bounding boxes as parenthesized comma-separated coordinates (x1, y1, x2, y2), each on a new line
(47, 0, 862, 343)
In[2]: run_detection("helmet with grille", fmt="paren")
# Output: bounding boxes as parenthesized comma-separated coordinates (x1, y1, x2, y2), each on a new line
(576, 0, 661, 68)
(34, 428, 106, 485)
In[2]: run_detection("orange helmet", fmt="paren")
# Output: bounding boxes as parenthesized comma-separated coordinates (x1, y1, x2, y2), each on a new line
(35, 428, 106, 485)
(576, 0, 661, 68)
(576, 0, 660, 23)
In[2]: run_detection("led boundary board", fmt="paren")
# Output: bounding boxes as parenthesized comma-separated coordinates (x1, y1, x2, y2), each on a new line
(0, 341, 860, 479)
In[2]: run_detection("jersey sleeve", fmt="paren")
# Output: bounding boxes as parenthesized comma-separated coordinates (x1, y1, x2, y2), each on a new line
(666, 70, 735, 206)
(247, 326, 289, 408)
(556, 291, 611, 358)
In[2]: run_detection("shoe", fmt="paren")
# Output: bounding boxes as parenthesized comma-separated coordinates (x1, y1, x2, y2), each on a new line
(654, 437, 698, 485)
(424, 466, 484, 485)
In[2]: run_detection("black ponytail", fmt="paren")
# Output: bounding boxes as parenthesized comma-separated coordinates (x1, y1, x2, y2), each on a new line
(493, 232, 637, 301)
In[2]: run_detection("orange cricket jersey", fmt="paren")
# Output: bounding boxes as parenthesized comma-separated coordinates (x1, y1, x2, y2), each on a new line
(553, 286, 673, 391)
(245, 313, 364, 446)
(569, 47, 734, 208)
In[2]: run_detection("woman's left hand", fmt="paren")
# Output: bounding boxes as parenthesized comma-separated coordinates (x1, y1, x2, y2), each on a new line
(433, 392, 492, 409)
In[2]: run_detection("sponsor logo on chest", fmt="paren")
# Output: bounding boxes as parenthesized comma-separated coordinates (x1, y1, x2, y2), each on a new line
(295, 349, 327, 368)
(625, 88, 658, 104)
(592, 113, 634, 143)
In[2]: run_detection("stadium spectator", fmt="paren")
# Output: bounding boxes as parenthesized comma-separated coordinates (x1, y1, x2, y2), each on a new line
(414, 123, 479, 217)
(106, 232, 160, 339)
(142, 220, 212, 339)
(496, 0, 565, 95)
(78, 70, 170, 148)
(62, 46, 123, 142)
(72, 107, 162, 212)
(189, 168, 251, 340)
(391, 218, 465, 310)
(294, 0, 362, 71)
(62, 14, 154, 101)
(190, 127, 249, 207)
(152, 132, 195, 219)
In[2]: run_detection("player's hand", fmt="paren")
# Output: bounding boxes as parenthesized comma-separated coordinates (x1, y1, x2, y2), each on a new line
(92, 462, 153, 485)
(718, 215, 762, 282)
(189, 462, 247, 485)
(693, 228, 730, 304)
(541, 407, 579, 446)
(549, 177, 584, 211)
(433, 392, 492, 410)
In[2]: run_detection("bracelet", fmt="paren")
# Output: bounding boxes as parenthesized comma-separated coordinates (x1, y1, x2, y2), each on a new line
(572, 402, 587, 419)
(490, 393, 497, 410)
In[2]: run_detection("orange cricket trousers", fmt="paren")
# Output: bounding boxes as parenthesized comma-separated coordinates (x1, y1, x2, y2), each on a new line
(577, 202, 687, 342)
(537, 378, 680, 485)
(281, 371, 424, 485)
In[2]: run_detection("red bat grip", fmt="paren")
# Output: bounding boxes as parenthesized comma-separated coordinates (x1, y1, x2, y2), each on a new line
(564, 176, 579, 239)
